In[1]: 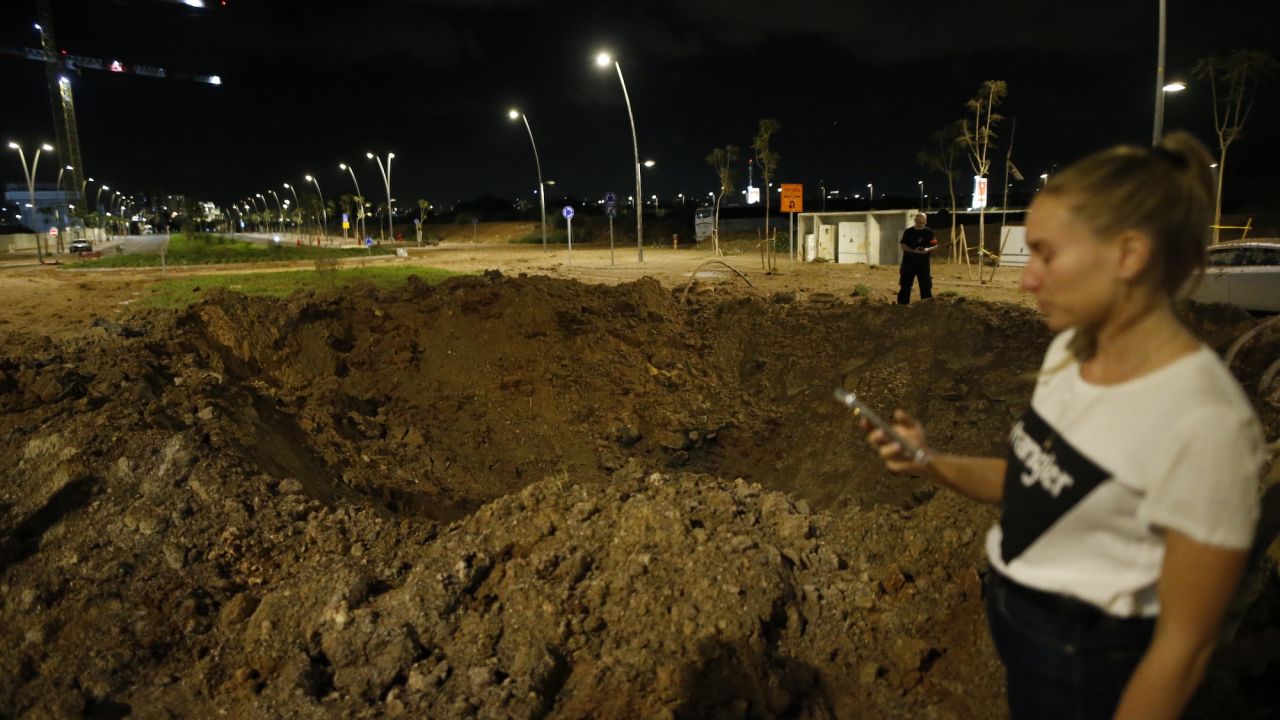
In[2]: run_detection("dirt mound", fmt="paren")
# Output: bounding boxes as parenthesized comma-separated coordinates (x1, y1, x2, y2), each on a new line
(0, 274, 1276, 717)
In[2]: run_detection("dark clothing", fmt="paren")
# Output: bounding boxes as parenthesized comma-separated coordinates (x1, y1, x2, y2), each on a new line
(985, 571, 1155, 720)
(898, 226, 935, 304)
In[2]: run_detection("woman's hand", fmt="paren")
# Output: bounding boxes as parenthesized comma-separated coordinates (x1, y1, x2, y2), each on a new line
(862, 409, 930, 476)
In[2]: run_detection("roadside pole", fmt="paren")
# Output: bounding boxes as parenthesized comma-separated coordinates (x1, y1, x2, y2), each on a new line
(780, 184, 803, 272)
(562, 205, 575, 266)
(604, 191, 618, 266)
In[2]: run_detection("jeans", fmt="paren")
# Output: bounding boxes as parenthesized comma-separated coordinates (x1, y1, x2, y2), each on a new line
(898, 255, 932, 304)
(985, 572, 1155, 720)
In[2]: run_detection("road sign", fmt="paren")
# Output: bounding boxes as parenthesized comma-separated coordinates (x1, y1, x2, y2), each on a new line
(605, 205, 618, 219)
(781, 184, 803, 213)
(972, 175, 989, 209)
(562, 205, 574, 220)
(48, 226, 59, 237)
(364, 237, 373, 247)
(604, 191, 618, 208)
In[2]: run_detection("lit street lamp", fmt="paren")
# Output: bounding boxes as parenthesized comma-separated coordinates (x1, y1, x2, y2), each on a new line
(267, 190, 284, 233)
(7, 141, 54, 262)
(508, 109, 548, 252)
(250, 194, 267, 232)
(596, 50, 645, 261)
(283, 182, 301, 239)
(305, 174, 327, 243)
(367, 151, 395, 243)
(339, 162, 366, 242)
(867, 183, 874, 209)
(917, 180, 924, 210)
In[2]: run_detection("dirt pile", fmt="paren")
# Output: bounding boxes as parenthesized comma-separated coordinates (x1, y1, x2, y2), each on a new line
(0, 273, 1276, 718)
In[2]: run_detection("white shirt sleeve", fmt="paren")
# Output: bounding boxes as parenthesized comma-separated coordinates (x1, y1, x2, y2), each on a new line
(1137, 407, 1264, 549)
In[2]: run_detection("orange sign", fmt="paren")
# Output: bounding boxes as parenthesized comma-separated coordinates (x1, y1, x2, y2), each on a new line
(780, 183, 803, 213)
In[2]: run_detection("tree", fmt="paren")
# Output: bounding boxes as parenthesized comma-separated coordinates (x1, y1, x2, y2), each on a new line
(752, 118, 781, 270)
(1193, 50, 1278, 244)
(705, 144, 739, 256)
(416, 198, 431, 246)
(957, 80, 1007, 283)
(917, 120, 966, 265)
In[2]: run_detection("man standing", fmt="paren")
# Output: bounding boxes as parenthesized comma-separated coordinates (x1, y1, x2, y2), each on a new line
(898, 212, 936, 305)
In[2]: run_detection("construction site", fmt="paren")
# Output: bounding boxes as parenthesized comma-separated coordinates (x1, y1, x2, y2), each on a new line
(0, 246, 1276, 718)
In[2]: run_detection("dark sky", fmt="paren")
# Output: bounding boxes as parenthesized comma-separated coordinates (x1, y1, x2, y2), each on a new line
(2, 0, 1278, 212)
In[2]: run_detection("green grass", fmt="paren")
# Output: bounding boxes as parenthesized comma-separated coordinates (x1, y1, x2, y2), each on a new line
(137, 265, 462, 309)
(74, 232, 396, 268)
(511, 230, 569, 245)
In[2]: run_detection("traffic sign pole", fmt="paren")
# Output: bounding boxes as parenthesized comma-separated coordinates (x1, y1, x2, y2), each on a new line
(604, 192, 618, 266)
(562, 205, 575, 265)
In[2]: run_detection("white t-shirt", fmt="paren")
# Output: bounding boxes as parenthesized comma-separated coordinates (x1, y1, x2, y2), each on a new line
(985, 330, 1265, 618)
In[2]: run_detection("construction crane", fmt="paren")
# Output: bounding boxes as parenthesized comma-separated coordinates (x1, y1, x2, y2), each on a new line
(0, 0, 221, 209)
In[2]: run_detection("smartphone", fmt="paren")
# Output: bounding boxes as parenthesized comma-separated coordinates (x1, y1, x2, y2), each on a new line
(833, 388, 932, 464)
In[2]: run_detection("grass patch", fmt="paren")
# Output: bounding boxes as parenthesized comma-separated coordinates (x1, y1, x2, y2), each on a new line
(137, 265, 462, 309)
(510, 230, 569, 245)
(73, 232, 396, 268)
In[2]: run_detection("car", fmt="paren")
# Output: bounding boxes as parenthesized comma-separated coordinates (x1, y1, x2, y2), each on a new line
(1189, 240, 1280, 313)
(69, 239, 93, 254)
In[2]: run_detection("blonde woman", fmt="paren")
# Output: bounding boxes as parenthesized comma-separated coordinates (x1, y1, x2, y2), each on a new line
(864, 131, 1265, 719)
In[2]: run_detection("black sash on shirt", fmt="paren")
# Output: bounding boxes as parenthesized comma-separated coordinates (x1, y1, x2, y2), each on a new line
(1000, 407, 1111, 563)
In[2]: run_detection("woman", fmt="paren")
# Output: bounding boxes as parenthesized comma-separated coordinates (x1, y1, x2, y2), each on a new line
(863, 131, 1265, 719)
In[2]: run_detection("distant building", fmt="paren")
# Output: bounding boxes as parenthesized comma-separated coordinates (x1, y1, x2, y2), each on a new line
(2, 182, 80, 234)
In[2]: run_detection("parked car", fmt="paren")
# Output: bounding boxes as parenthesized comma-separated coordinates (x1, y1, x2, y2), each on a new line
(69, 239, 93, 254)
(1189, 240, 1280, 313)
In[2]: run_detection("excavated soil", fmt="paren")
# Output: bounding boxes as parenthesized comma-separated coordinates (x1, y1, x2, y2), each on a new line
(0, 272, 1277, 719)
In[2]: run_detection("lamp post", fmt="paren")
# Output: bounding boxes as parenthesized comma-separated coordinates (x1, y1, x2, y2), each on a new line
(867, 183, 874, 209)
(595, 51, 644, 261)
(507, 109, 548, 252)
(267, 190, 284, 233)
(283, 182, 301, 239)
(305, 174, 327, 244)
(1152, 0, 1167, 145)
(917, 180, 924, 210)
(251, 194, 267, 233)
(339, 162, 366, 244)
(53, 164, 73, 250)
(7, 141, 54, 262)
(367, 152, 394, 244)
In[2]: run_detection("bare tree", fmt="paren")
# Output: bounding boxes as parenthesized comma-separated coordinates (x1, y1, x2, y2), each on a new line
(416, 198, 430, 246)
(957, 80, 1007, 284)
(752, 119, 781, 270)
(1193, 50, 1278, 244)
(705, 145, 739, 256)
(917, 120, 966, 265)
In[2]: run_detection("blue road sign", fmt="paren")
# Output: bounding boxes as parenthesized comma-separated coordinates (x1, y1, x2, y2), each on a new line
(604, 191, 618, 207)
(562, 205, 575, 220)
(364, 236, 373, 247)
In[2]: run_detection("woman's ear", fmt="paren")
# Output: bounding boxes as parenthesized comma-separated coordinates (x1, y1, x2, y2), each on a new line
(1114, 229, 1155, 282)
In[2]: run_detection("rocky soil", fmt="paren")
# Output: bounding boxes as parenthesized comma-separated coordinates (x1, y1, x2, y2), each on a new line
(0, 272, 1276, 718)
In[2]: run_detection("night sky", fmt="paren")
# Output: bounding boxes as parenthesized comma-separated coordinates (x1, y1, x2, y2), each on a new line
(2, 0, 1278, 213)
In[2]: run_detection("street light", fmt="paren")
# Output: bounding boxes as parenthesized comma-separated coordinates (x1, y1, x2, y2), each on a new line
(339, 162, 366, 242)
(595, 50, 645, 261)
(283, 182, 301, 238)
(305, 174, 327, 243)
(867, 183, 874, 209)
(267, 190, 284, 233)
(7, 141, 55, 262)
(508, 108, 548, 252)
(917, 180, 924, 209)
(367, 151, 395, 243)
